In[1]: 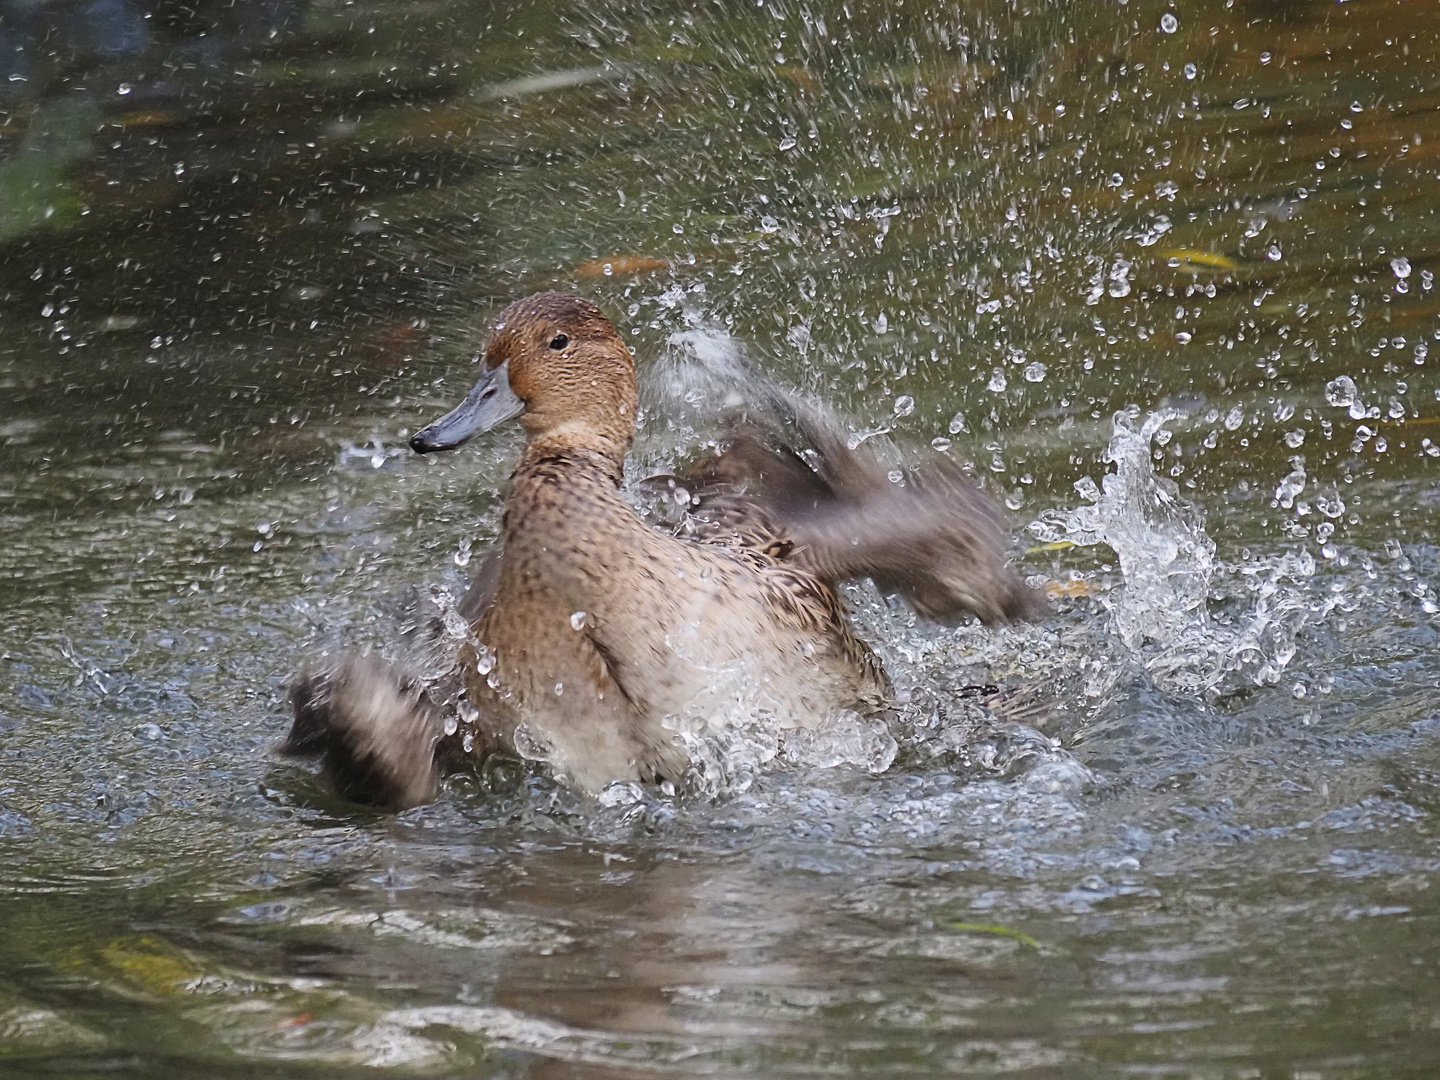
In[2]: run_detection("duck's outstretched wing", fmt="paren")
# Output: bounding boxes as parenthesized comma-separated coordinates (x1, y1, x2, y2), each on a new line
(280, 653, 443, 810)
(684, 406, 1042, 625)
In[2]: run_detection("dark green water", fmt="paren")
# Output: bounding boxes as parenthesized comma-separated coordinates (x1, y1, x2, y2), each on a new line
(2, 1, 1438, 1076)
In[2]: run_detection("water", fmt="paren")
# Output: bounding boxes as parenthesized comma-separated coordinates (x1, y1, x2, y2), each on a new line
(2, 0, 1439, 1075)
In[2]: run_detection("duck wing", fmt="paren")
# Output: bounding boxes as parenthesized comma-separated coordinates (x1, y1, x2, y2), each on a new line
(457, 544, 503, 623)
(684, 408, 1041, 625)
(281, 652, 444, 809)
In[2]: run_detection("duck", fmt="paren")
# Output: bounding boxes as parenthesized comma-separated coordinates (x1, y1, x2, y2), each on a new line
(281, 291, 1040, 809)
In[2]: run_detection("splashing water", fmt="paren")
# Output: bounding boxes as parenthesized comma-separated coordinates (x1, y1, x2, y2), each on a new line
(1033, 408, 1215, 654)
(1032, 409, 1322, 697)
(660, 620, 899, 798)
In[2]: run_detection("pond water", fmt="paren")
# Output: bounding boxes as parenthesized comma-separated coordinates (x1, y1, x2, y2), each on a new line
(2, 0, 1438, 1075)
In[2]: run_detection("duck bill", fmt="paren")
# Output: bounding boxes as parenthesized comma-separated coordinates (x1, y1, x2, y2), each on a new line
(409, 362, 526, 453)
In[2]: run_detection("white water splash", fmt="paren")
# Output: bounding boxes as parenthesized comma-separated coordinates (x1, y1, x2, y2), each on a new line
(1031, 408, 1322, 697)
(1032, 408, 1215, 655)
(659, 634, 898, 799)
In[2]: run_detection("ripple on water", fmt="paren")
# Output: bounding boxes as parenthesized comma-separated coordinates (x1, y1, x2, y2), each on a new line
(2, 0, 1440, 1074)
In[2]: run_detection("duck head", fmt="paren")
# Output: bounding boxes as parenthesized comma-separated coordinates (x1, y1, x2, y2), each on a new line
(410, 291, 638, 459)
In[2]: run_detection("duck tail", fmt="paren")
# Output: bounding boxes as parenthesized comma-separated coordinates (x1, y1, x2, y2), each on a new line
(280, 652, 442, 810)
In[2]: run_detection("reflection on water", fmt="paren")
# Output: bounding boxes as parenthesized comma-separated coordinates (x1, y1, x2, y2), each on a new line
(2, 0, 1439, 1076)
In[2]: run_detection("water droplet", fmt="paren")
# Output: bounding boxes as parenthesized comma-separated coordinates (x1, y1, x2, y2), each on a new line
(1160, 11, 1178, 33)
(1175, 331, 1193, 344)
(778, 136, 796, 151)
(1274, 459, 1306, 509)
(1284, 429, 1306, 448)
(458, 699, 479, 724)
(987, 368, 1008, 393)
(570, 610, 588, 630)
(1266, 243, 1283, 261)
(512, 724, 548, 761)
(443, 715, 458, 737)
(442, 608, 468, 639)
(1390, 257, 1411, 279)
(1023, 361, 1047, 383)
(476, 649, 496, 675)
(948, 411, 968, 434)
(1325, 375, 1357, 408)
(1183, 62, 1197, 80)
(1107, 256, 1132, 296)
(554, 681, 564, 696)
(893, 394, 914, 416)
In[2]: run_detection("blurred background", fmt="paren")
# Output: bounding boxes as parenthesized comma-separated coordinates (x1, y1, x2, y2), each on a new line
(1, 1, 1438, 1076)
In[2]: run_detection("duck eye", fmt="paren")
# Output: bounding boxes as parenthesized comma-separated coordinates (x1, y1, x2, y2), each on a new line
(548, 334, 569, 351)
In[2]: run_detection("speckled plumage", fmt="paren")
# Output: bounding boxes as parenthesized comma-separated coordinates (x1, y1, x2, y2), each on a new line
(283, 292, 1035, 808)
(468, 440, 889, 791)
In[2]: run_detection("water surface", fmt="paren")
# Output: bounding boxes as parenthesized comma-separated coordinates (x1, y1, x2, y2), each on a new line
(2, 1, 1438, 1076)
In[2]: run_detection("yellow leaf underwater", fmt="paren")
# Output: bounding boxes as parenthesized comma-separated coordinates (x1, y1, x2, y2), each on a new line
(114, 111, 181, 129)
(774, 65, 821, 94)
(1162, 248, 1240, 271)
(575, 255, 669, 278)
(1045, 578, 1101, 599)
(97, 936, 203, 995)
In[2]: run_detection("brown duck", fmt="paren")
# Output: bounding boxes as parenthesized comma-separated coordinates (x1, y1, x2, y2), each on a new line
(282, 291, 1039, 808)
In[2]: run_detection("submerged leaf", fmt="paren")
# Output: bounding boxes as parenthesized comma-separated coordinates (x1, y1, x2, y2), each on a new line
(1045, 578, 1100, 598)
(1162, 248, 1240, 271)
(575, 255, 669, 277)
(97, 936, 203, 994)
(1026, 540, 1077, 553)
